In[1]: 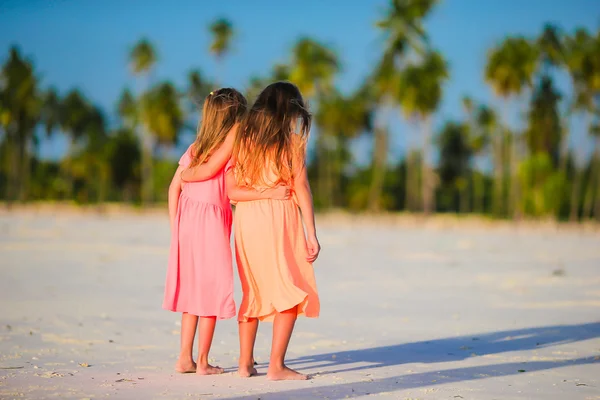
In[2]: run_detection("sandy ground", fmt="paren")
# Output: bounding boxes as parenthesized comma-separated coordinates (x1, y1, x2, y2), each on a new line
(1, 210, 599, 399)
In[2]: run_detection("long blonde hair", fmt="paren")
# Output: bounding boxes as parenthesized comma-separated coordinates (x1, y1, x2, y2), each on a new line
(189, 88, 247, 168)
(234, 81, 311, 186)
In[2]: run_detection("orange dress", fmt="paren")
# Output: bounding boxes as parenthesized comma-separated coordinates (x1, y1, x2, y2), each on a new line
(232, 162, 320, 322)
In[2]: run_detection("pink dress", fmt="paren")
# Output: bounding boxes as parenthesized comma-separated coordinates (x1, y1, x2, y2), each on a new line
(162, 146, 236, 319)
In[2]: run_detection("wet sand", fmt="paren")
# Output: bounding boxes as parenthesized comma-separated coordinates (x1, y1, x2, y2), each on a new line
(1, 210, 599, 399)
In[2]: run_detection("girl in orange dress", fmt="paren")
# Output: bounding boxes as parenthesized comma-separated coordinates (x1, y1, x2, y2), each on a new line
(226, 82, 321, 380)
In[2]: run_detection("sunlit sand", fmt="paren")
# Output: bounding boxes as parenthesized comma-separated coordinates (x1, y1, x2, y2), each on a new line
(1, 208, 599, 399)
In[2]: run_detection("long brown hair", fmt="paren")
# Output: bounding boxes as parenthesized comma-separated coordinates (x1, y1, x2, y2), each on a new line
(189, 88, 247, 168)
(234, 81, 311, 186)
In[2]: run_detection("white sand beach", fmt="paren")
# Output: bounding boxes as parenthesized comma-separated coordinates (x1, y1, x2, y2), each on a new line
(1, 209, 599, 399)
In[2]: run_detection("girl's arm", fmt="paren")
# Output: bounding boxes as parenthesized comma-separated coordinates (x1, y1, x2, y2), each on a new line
(181, 128, 236, 182)
(225, 169, 291, 202)
(168, 166, 184, 231)
(293, 150, 321, 263)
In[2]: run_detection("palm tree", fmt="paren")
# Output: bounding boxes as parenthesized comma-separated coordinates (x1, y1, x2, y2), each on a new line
(485, 36, 539, 219)
(106, 128, 141, 202)
(537, 23, 564, 76)
(316, 90, 372, 208)
(460, 96, 493, 214)
(397, 50, 449, 215)
(130, 39, 157, 77)
(437, 121, 472, 212)
(564, 28, 595, 221)
(117, 88, 137, 130)
(375, 0, 435, 58)
(578, 31, 600, 220)
(0, 47, 41, 203)
(473, 105, 496, 214)
(288, 37, 340, 208)
(59, 89, 93, 199)
(209, 18, 234, 86)
(591, 125, 600, 221)
(70, 106, 108, 204)
(129, 39, 157, 205)
(372, 0, 438, 212)
(289, 38, 339, 98)
(140, 81, 184, 154)
(40, 88, 60, 137)
(460, 96, 475, 212)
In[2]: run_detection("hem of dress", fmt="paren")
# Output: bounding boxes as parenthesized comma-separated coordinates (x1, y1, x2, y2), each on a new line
(162, 305, 236, 320)
(237, 293, 319, 323)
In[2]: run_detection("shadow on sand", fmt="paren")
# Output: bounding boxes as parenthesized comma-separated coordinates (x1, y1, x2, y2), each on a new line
(224, 322, 600, 399)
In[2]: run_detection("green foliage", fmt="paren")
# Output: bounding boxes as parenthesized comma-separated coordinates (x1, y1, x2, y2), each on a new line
(397, 50, 448, 118)
(525, 76, 562, 164)
(153, 159, 178, 203)
(289, 37, 340, 98)
(519, 153, 565, 217)
(140, 82, 184, 145)
(209, 18, 234, 59)
(485, 36, 539, 98)
(1, 8, 599, 222)
(129, 39, 157, 75)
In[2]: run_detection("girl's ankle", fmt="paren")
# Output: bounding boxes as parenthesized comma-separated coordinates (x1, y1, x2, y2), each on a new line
(178, 354, 194, 362)
(238, 357, 254, 368)
(197, 354, 209, 367)
(268, 360, 285, 370)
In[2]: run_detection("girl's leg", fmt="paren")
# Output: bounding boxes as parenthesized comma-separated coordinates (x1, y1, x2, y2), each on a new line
(175, 312, 198, 373)
(238, 318, 259, 377)
(196, 316, 224, 375)
(267, 306, 307, 380)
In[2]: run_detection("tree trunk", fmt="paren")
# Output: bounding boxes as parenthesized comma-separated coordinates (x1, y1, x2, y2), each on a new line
(368, 126, 388, 212)
(404, 152, 412, 212)
(325, 134, 335, 208)
(17, 131, 30, 202)
(316, 132, 330, 209)
(331, 136, 344, 208)
(508, 124, 521, 220)
(459, 177, 469, 214)
(492, 126, 504, 217)
(97, 160, 109, 211)
(559, 127, 570, 177)
(594, 141, 600, 221)
(64, 137, 76, 201)
(140, 126, 154, 206)
(5, 127, 19, 204)
(422, 117, 433, 215)
(569, 170, 582, 222)
(474, 171, 485, 214)
(582, 147, 598, 220)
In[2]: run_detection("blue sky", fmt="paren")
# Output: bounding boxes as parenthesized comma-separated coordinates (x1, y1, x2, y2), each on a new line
(0, 0, 598, 164)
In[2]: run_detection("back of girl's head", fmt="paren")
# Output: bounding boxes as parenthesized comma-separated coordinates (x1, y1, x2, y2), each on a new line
(190, 88, 247, 168)
(235, 81, 311, 185)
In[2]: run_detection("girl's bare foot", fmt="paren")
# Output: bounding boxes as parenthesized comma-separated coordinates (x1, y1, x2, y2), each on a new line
(238, 364, 258, 378)
(175, 359, 197, 373)
(267, 365, 308, 381)
(196, 364, 224, 375)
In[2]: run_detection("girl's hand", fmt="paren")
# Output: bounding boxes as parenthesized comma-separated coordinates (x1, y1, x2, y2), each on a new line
(306, 234, 321, 263)
(266, 185, 292, 200)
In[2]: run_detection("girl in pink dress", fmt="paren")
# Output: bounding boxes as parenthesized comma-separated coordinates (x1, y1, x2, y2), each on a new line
(163, 88, 290, 375)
